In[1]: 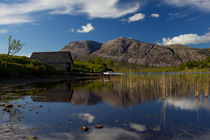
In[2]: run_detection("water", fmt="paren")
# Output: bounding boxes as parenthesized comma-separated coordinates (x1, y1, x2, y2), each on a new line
(0, 73, 209, 140)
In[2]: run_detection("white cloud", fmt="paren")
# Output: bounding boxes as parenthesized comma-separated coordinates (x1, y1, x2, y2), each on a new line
(151, 13, 160, 18)
(128, 13, 145, 23)
(129, 123, 147, 132)
(166, 98, 210, 111)
(38, 127, 142, 140)
(77, 23, 94, 33)
(0, 0, 140, 25)
(162, 32, 210, 45)
(77, 113, 95, 123)
(0, 28, 8, 34)
(163, 0, 210, 12)
(21, 53, 32, 57)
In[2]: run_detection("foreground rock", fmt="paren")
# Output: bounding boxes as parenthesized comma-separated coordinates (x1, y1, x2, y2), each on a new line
(81, 126, 89, 131)
(95, 125, 104, 129)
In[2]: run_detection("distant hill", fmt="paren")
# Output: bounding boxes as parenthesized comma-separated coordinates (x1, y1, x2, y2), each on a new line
(61, 40, 101, 59)
(60, 37, 210, 67)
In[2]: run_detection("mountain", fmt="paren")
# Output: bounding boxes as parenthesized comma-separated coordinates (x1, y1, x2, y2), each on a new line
(61, 40, 102, 59)
(60, 37, 210, 67)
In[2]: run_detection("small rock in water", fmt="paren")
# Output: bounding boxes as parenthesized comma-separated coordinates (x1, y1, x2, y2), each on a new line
(95, 125, 104, 129)
(32, 136, 38, 140)
(20, 136, 27, 139)
(40, 105, 43, 108)
(81, 126, 89, 131)
(0, 104, 5, 107)
(4, 104, 13, 108)
(2, 108, 7, 112)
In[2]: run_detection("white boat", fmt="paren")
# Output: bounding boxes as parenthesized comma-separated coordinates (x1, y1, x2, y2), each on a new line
(103, 71, 124, 75)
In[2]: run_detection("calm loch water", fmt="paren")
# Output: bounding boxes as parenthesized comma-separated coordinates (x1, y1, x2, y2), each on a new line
(0, 73, 210, 140)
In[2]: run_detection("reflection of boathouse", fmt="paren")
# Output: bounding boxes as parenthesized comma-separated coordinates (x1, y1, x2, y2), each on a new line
(30, 52, 73, 72)
(31, 82, 101, 105)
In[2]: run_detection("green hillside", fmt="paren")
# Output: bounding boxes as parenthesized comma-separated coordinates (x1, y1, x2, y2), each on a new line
(0, 54, 61, 77)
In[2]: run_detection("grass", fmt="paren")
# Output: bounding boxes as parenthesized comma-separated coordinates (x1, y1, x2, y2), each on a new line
(73, 60, 107, 73)
(0, 54, 209, 78)
(0, 54, 62, 77)
(72, 56, 210, 73)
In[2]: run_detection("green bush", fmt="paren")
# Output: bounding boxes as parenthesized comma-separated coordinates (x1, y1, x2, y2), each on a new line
(178, 56, 210, 70)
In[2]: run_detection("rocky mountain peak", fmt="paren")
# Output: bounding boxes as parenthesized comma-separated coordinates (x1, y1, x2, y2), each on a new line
(60, 38, 210, 67)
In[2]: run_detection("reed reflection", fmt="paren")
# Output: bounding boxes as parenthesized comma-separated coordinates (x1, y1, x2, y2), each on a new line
(29, 74, 209, 108)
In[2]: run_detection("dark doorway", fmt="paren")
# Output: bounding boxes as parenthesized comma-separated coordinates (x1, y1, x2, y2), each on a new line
(66, 63, 70, 72)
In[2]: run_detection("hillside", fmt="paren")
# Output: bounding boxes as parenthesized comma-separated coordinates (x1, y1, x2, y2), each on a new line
(60, 37, 210, 67)
(0, 54, 61, 77)
(61, 40, 102, 59)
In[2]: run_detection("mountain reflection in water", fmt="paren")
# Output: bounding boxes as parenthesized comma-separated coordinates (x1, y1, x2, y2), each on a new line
(0, 74, 209, 140)
(31, 75, 209, 108)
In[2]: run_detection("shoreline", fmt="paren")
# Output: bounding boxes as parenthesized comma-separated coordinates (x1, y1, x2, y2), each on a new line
(0, 73, 104, 90)
(0, 71, 209, 90)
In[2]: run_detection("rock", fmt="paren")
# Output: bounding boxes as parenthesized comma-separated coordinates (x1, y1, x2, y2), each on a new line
(2, 108, 7, 112)
(0, 104, 5, 107)
(60, 40, 102, 59)
(61, 37, 209, 67)
(95, 125, 104, 129)
(32, 136, 38, 140)
(4, 104, 13, 108)
(20, 136, 27, 139)
(81, 126, 89, 131)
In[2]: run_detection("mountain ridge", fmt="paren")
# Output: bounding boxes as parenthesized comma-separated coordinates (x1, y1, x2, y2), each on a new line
(60, 37, 210, 67)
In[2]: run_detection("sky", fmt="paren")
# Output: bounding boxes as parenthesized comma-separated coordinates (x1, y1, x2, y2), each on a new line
(0, 0, 210, 56)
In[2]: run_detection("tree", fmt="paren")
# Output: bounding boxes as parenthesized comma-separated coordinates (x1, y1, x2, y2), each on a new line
(106, 59, 114, 68)
(5, 35, 23, 70)
(87, 58, 95, 64)
(95, 57, 103, 65)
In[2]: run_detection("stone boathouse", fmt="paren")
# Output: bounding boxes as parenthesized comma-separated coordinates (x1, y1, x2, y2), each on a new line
(30, 52, 73, 72)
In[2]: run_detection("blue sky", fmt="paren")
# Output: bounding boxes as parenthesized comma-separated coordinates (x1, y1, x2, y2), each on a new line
(0, 0, 210, 56)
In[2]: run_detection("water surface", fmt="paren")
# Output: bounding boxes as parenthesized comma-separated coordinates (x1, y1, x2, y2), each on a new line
(0, 73, 209, 140)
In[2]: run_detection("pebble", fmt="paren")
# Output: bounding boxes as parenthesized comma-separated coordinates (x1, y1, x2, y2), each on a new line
(4, 104, 13, 108)
(20, 136, 27, 139)
(2, 108, 7, 111)
(32, 136, 38, 140)
(95, 125, 104, 129)
(0, 104, 5, 107)
(81, 126, 89, 131)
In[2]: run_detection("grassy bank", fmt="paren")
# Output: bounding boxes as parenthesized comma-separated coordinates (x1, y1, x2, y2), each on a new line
(0, 54, 209, 78)
(73, 60, 107, 73)
(73, 56, 210, 73)
(0, 54, 62, 77)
